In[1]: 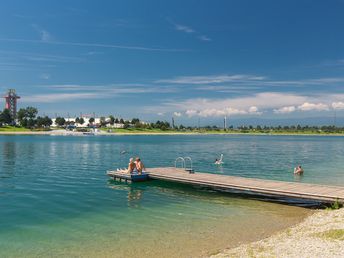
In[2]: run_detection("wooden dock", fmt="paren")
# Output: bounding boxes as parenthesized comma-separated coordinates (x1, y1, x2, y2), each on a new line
(145, 167, 344, 203)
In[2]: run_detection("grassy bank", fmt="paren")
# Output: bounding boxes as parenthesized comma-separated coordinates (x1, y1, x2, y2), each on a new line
(1, 126, 344, 135)
(102, 127, 344, 135)
(0, 126, 30, 132)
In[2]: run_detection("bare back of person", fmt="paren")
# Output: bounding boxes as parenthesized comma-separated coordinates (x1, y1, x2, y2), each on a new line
(127, 158, 136, 174)
(135, 157, 145, 174)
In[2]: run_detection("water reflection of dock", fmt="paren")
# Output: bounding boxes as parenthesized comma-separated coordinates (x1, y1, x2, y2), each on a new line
(108, 181, 143, 207)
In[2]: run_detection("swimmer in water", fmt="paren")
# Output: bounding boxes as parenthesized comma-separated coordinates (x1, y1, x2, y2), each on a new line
(294, 165, 304, 175)
(215, 154, 223, 165)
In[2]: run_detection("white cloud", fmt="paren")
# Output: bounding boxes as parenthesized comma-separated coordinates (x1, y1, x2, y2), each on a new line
(185, 109, 198, 117)
(332, 102, 344, 110)
(273, 106, 296, 114)
(156, 73, 344, 90)
(41, 30, 52, 42)
(225, 107, 247, 115)
(199, 108, 225, 117)
(166, 18, 211, 42)
(22, 93, 102, 103)
(39, 73, 50, 80)
(170, 93, 307, 112)
(198, 35, 211, 41)
(32, 24, 52, 42)
(175, 24, 194, 33)
(297, 102, 329, 111)
(174, 98, 330, 117)
(166, 17, 194, 33)
(248, 106, 261, 115)
(21, 83, 178, 103)
(185, 107, 250, 118)
(173, 112, 182, 117)
(149, 92, 321, 117)
(157, 112, 165, 116)
(0, 38, 186, 52)
(156, 74, 266, 84)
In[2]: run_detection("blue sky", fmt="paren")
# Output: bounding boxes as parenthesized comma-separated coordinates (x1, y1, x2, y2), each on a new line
(1, 0, 344, 125)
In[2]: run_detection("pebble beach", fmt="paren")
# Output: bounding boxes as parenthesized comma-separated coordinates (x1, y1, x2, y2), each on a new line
(212, 208, 344, 258)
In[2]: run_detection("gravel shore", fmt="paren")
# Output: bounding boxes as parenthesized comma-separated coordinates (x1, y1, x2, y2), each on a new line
(211, 208, 344, 258)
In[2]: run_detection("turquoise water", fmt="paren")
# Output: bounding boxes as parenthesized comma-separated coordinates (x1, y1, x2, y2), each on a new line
(1, 134, 343, 257)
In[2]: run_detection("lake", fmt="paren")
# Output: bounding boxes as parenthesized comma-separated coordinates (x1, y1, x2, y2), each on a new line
(1, 134, 343, 257)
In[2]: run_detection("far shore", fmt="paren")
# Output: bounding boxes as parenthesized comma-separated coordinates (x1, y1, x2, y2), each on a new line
(211, 208, 344, 258)
(1, 129, 344, 137)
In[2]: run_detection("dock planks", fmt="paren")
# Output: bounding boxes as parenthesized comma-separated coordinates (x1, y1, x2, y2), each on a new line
(145, 167, 344, 203)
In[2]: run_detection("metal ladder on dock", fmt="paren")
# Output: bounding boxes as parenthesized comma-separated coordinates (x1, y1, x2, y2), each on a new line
(174, 156, 194, 173)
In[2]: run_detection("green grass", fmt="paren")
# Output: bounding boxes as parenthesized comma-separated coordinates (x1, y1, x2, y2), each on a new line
(316, 229, 344, 241)
(0, 126, 30, 132)
(99, 127, 344, 135)
(101, 128, 182, 134)
(2, 125, 344, 135)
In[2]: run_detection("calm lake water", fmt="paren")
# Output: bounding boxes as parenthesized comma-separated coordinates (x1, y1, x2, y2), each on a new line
(1, 134, 343, 257)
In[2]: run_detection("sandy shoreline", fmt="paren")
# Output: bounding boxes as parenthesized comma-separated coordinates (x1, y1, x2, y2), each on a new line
(211, 208, 344, 258)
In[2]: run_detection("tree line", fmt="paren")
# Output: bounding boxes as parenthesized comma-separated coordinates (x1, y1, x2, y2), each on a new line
(0, 107, 53, 128)
(1, 107, 343, 132)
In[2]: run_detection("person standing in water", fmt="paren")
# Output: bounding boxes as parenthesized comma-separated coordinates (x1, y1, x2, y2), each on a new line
(294, 165, 304, 175)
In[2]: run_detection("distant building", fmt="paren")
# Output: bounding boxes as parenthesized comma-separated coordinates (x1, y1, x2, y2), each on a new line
(51, 117, 125, 128)
(3, 89, 20, 119)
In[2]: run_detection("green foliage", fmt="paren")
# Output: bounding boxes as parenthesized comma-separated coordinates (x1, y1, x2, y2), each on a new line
(0, 109, 13, 125)
(326, 200, 343, 210)
(123, 121, 130, 129)
(151, 120, 171, 130)
(17, 107, 39, 128)
(0, 126, 29, 132)
(79, 117, 85, 125)
(316, 229, 344, 240)
(131, 118, 140, 124)
(36, 116, 52, 128)
(26, 107, 38, 119)
(109, 115, 115, 125)
(55, 117, 66, 127)
(89, 117, 95, 124)
(100, 116, 107, 126)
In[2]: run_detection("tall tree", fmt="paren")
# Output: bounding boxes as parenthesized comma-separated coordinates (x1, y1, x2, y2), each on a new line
(17, 107, 39, 128)
(79, 117, 85, 125)
(55, 117, 66, 127)
(109, 115, 115, 125)
(26, 107, 38, 119)
(36, 116, 52, 128)
(100, 116, 106, 127)
(0, 109, 12, 125)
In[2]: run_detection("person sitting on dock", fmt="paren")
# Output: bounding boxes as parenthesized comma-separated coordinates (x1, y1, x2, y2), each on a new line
(135, 157, 145, 174)
(294, 165, 304, 175)
(127, 158, 136, 174)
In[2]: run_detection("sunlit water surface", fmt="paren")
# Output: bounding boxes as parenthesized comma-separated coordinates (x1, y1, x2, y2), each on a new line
(1, 134, 343, 257)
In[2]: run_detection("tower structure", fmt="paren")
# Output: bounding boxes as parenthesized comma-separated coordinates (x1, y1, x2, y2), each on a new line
(3, 89, 20, 119)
